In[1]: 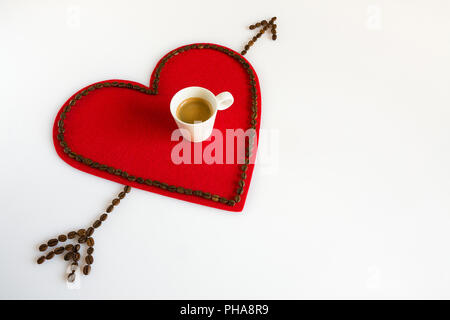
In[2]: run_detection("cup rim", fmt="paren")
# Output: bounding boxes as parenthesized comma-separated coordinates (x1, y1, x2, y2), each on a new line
(170, 86, 217, 126)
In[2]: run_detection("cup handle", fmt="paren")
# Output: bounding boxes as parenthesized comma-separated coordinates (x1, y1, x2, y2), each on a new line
(215, 92, 234, 111)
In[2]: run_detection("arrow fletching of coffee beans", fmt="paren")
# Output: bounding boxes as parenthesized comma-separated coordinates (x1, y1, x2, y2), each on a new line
(35, 185, 132, 282)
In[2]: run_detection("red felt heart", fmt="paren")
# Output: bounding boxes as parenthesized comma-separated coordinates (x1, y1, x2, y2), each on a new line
(53, 43, 260, 211)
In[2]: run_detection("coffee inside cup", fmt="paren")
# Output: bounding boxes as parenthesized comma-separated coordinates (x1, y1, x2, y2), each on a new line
(176, 97, 213, 124)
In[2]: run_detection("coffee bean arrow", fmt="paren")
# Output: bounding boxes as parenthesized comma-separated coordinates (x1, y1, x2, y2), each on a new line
(36, 185, 132, 282)
(241, 17, 277, 55)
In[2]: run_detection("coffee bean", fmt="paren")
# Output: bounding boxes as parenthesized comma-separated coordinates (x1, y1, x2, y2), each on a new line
(272, 35, 277, 40)
(64, 252, 73, 261)
(67, 272, 76, 283)
(212, 195, 220, 202)
(58, 234, 67, 242)
(217, 197, 226, 204)
(249, 25, 255, 30)
(86, 237, 95, 247)
(73, 244, 81, 252)
(227, 200, 236, 206)
(100, 213, 108, 221)
(176, 187, 185, 194)
(39, 244, 48, 252)
(93, 220, 102, 228)
(244, 45, 250, 50)
(85, 255, 94, 265)
(255, 22, 261, 27)
(241, 172, 247, 179)
(118, 192, 126, 199)
(91, 162, 99, 168)
(78, 236, 87, 243)
(73, 252, 80, 261)
(261, 20, 267, 25)
(184, 189, 192, 195)
(47, 239, 58, 247)
(239, 180, 245, 187)
(202, 192, 211, 199)
(241, 50, 247, 55)
(46, 251, 55, 260)
(127, 175, 136, 182)
(37, 256, 45, 264)
(112, 198, 120, 206)
(234, 195, 241, 203)
(70, 262, 78, 272)
(83, 265, 91, 275)
(136, 177, 144, 184)
(87, 247, 94, 255)
(65, 244, 73, 251)
(86, 227, 94, 237)
(106, 205, 114, 213)
(54, 247, 64, 255)
(77, 229, 86, 237)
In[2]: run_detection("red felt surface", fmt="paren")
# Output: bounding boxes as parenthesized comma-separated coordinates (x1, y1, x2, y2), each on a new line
(53, 43, 261, 212)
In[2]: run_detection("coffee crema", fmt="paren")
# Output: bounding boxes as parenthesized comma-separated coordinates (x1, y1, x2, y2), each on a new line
(176, 97, 213, 124)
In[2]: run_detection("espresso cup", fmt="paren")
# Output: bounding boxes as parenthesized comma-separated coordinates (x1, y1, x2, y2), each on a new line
(170, 86, 234, 142)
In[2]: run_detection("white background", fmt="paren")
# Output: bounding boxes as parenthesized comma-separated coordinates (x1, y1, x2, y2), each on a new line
(1, 0, 450, 299)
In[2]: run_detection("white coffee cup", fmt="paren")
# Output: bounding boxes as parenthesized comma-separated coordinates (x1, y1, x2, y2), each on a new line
(170, 86, 234, 142)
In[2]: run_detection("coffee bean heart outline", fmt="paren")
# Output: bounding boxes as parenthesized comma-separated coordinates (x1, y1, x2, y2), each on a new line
(56, 43, 258, 207)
